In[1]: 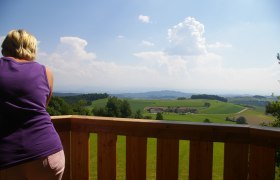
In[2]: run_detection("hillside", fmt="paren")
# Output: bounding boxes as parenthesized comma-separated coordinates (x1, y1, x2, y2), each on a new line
(112, 90, 193, 99)
(90, 98, 273, 125)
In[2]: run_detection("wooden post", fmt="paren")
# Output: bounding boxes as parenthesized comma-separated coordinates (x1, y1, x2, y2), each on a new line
(248, 144, 276, 180)
(126, 136, 147, 180)
(223, 142, 249, 180)
(71, 131, 89, 180)
(97, 132, 117, 180)
(189, 140, 213, 180)
(156, 138, 179, 180)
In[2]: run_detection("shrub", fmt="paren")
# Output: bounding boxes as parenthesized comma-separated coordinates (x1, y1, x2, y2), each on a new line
(236, 116, 247, 124)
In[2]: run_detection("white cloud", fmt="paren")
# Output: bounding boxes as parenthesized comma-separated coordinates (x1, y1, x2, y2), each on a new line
(138, 15, 150, 23)
(166, 17, 207, 56)
(35, 16, 280, 94)
(132, 17, 280, 94)
(57, 37, 96, 60)
(141, 40, 154, 47)
(37, 37, 161, 92)
(134, 51, 188, 76)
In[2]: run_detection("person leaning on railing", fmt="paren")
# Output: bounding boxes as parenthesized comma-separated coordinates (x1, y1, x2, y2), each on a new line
(0, 30, 65, 180)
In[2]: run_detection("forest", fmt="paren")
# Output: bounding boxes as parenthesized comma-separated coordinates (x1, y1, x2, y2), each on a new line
(47, 93, 108, 116)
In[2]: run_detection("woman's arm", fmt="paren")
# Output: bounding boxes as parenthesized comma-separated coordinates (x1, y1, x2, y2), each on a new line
(45, 66, 54, 107)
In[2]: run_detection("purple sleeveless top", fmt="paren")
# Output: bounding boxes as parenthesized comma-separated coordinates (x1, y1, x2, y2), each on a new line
(0, 57, 63, 169)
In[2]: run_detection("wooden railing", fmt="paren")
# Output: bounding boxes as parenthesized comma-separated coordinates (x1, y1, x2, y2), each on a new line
(2, 115, 279, 180)
(49, 115, 280, 180)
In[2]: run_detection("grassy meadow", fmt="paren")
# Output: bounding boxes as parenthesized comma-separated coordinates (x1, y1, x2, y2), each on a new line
(88, 98, 276, 179)
(89, 134, 225, 180)
(90, 98, 273, 124)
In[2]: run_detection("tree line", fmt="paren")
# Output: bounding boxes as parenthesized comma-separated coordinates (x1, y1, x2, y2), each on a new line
(47, 93, 109, 116)
(262, 53, 280, 167)
(62, 93, 109, 105)
(93, 96, 132, 118)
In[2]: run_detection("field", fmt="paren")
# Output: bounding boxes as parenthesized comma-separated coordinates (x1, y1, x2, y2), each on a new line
(89, 98, 276, 179)
(89, 134, 225, 180)
(90, 98, 273, 124)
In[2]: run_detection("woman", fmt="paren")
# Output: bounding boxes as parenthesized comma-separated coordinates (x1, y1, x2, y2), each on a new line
(0, 30, 64, 180)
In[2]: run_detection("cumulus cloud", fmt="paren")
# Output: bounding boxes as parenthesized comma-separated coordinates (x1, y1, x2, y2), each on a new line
(138, 15, 150, 23)
(166, 17, 207, 56)
(57, 37, 96, 60)
(134, 51, 188, 76)
(37, 37, 162, 92)
(35, 17, 279, 94)
(132, 17, 279, 94)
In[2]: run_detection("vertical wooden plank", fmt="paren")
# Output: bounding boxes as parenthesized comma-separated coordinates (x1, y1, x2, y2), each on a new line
(189, 140, 213, 180)
(0, 169, 6, 180)
(98, 133, 117, 180)
(126, 136, 147, 180)
(156, 138, 179, 180)
(223, 142, 249, 180)
(248, 144, 275, 180)
(72, 131, 89, 180)
(57, 131, 71, 180)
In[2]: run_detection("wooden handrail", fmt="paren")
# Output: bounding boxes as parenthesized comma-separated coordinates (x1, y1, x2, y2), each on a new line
(50, 115, 280, 180)
(2, 115, 277, 180)
(52, 115, 280, 145)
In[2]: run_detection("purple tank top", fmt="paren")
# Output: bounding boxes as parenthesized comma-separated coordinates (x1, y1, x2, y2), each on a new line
(0, 57, 63, 169)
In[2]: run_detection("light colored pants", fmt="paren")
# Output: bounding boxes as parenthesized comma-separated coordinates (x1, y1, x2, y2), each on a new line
(0, 150, 65, 180)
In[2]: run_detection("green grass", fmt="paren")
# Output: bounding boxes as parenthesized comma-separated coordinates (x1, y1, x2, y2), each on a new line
(143, 112, 235, 124)
(89, 135, 226, 180)
(199, 101, 244, 114)
(88, 98, 277, 179)
(91, 98, 245, 115)
(90, 98, 108, 108)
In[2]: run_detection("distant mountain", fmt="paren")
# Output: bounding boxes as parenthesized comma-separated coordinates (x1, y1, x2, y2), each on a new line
(111, 90, 193, 99)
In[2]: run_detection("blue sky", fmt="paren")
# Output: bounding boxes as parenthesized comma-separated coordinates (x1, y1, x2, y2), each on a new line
(0, 0, 279, 95)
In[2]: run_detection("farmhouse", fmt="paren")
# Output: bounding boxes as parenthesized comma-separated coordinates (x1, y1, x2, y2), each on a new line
(146, 107, 166, 113)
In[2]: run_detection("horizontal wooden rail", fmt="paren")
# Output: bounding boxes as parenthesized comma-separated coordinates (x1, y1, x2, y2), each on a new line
(53, 115, 280, 146)
(1, 115, 279, 180)
(51, 115, 280, 180)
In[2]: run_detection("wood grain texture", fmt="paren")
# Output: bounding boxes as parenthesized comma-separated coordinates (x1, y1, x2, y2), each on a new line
(248, 144, 276, 180)
(223, 142, 249, 180)
(97, 133, 117, 180)
(126, 136, 147, 180)
(189, 140, 213, 180)
(156, 138, 179, 180)
(71, 131, 89, 180)
(51, 116, 280, 180)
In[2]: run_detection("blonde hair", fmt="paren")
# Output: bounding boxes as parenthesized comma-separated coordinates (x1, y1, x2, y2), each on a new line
(1, 29, 37, 60)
